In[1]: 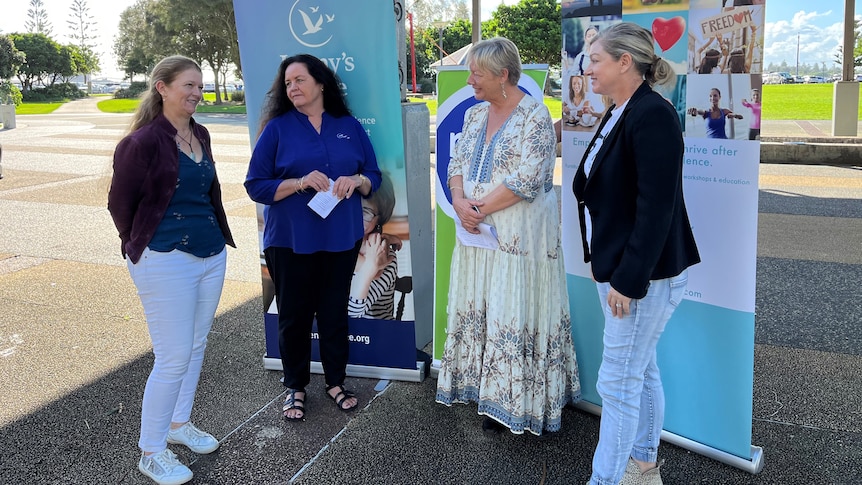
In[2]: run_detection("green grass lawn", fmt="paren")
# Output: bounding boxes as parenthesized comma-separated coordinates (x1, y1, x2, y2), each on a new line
(96, 97, 246, 114)
(14, 103, 63, 114)
(97, 98, 139, 113)
(760, 83, 862, 120)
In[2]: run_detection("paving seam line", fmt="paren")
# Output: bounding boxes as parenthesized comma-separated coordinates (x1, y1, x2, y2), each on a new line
(289, 380, 393, 483)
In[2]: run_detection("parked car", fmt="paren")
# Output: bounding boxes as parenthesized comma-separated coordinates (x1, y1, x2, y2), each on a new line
(803, 75, 826, 84)
(831, 74, 842, 82)
(203, 83, 216, 93)
(763, 72, 794, 84)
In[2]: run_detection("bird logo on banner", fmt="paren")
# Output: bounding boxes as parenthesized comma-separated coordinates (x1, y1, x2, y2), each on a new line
(289, 1, 336, 48)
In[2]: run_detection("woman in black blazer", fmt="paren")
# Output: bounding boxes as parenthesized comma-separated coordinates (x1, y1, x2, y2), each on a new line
(573, 23, 700, 485)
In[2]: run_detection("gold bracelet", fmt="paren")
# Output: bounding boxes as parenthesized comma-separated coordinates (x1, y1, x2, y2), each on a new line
(358, 174, 368, 187)
(296, 176, 304, 193)
(449, 185, 463, 192)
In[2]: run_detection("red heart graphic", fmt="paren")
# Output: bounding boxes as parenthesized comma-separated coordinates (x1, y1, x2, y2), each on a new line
(733, 12, 746, 24)
(652, 16, 686, 52)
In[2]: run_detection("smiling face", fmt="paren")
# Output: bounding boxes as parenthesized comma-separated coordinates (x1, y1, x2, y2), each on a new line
(361, 199, 379, 237)
(284, 61, 324, 114)
(157, 68, 203, 118)
(709, 88, 721, 107)
(467, 62, 506, 103)
(751, 89, 760, 103)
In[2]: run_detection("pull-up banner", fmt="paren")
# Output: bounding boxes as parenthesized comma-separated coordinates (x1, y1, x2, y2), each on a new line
(561, 0, 764, 473)
(235, 0, 423, 381)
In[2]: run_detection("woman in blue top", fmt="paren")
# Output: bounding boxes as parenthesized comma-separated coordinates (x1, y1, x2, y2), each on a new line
(245, 54, 382, 421)
(688, 88, 743, 139)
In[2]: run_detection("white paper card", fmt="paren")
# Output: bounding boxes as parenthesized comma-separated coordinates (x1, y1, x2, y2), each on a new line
(307, 178, 339, 218)
(455, 220, 499, 250)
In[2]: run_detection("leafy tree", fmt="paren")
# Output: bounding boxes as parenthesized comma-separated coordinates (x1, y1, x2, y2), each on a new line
(9, 33, 62, 91)
(833, 20, 862, 69)
(487, 0, 560, 67)
(0, 34, 26, 80)
(25, 0, 53, 37)
(114, 0, 176, 80)
(409, 0, 470, 29)
(67, 0, 100, 89)
(67, 0, 98, 51)
(161, 0, 238, 103)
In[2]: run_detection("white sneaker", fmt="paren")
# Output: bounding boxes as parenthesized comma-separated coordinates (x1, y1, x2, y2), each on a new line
(620, 458, 664, 485)
(167, 422, 220, 454)
(138, 449, 193, 485)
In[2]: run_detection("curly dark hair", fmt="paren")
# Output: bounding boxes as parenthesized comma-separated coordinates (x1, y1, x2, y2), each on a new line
(257, 54, 351, 135)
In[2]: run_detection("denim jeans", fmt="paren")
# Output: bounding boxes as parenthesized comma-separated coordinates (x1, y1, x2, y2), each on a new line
(127, 247, 227, 453)
(589, 270, 688, 485)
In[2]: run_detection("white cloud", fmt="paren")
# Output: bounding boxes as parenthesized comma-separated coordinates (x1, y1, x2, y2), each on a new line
(763, 10, 855, 70)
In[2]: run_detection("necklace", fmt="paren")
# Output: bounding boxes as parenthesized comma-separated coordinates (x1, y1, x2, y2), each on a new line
(176, 129, 197, 162)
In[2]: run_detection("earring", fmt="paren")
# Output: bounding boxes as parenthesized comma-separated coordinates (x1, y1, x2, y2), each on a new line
(500, 83, 507, 99)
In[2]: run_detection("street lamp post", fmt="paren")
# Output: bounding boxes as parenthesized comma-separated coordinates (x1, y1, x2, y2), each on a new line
(432, 20, 448, 67)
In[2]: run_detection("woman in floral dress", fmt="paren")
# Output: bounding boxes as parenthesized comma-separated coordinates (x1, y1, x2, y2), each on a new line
(435, 37, 580, 435)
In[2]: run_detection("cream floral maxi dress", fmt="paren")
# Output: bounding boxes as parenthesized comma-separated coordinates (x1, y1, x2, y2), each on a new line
(436, 95, 580, 435)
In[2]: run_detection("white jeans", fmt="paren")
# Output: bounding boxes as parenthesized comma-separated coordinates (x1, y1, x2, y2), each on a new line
(127, 247, 227, 453)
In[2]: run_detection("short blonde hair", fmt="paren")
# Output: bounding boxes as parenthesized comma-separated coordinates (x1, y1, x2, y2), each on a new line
(465, 37, 522, 86)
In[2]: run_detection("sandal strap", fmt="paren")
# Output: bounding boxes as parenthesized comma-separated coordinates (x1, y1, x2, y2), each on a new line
(327, 385, 355, 409)
(283, 389, 306, 411)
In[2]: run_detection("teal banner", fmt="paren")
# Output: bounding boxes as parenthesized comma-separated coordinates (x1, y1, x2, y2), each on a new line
(235, 0, 420, 379)
(561, 0, 764, 473)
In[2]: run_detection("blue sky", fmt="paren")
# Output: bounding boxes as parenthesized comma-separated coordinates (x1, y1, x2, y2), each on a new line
(762, 1, 859, 70)
(0, 0, 858, 77)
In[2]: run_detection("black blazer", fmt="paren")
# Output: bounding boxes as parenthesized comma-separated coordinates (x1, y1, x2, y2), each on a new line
(573, 82, 700, 299)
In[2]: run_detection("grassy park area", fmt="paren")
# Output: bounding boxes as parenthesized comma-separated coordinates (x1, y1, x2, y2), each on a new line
(11, 83, 862, 121)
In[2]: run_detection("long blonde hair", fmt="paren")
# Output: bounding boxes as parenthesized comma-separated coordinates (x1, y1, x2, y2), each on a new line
(128, 55, 202, 133)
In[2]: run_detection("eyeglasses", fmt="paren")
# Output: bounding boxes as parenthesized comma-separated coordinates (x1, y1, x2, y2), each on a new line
(362, 206, 377, 222)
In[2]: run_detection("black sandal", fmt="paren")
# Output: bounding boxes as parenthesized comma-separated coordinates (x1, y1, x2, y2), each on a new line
(325, 384, 358, 412)
(282, 388, 306, 421)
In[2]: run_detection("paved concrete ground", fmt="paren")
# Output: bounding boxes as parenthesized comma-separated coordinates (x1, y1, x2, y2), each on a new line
(0, 97, 860, 484)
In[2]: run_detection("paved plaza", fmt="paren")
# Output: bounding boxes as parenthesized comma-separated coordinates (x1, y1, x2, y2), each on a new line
(0, 97, 860, 483)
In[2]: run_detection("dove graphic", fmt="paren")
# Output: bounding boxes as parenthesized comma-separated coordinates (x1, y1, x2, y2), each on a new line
(298, 9, 324, 34)
(325, 14, 335, 22)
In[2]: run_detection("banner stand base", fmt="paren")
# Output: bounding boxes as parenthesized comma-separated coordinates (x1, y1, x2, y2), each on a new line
(575, 402, 764, 474)
(263, 356, 425, 383)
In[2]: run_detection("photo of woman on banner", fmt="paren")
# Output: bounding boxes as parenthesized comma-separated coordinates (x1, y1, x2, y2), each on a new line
(573, 23, 700, 485)
(741, 87, 761, 140)
(563, 74, 601, 130)
(685, 74, 755, 139)
(687, 86, 744, 139)
(244, 54, 382, 421)
(108, 55, 235, 485)
(435, 37, 580, 436)
(349, 172, 400, 320)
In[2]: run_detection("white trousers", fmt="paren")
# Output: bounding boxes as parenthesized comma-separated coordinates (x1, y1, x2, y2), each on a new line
(127, 247, 227, 453)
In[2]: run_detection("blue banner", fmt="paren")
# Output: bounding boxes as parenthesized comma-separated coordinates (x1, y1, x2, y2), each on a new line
(235, 0, 419, 378)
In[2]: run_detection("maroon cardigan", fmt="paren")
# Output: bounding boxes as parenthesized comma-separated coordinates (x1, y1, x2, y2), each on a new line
(108, 114, 235, 263)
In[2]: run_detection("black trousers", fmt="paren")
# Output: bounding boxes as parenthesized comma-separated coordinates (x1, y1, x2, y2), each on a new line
(264, 241, 361, 390)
